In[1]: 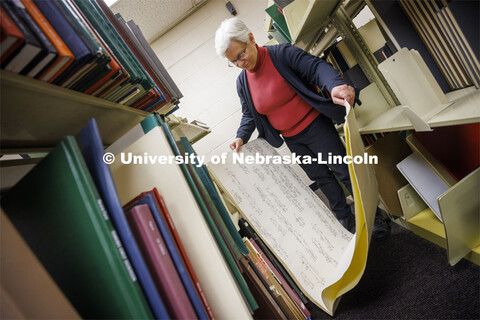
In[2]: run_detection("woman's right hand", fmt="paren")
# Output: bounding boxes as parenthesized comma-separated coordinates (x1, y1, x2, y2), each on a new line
(229, 138, 244, 152)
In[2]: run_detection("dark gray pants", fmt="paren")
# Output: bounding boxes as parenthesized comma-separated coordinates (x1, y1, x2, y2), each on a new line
(284, 114, 353, 219)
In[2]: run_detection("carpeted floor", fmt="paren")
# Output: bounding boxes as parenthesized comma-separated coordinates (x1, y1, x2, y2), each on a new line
(306, 221, 480, 319)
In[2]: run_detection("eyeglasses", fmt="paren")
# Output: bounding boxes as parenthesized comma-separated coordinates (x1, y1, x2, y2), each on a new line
(228, 44, 247, 67)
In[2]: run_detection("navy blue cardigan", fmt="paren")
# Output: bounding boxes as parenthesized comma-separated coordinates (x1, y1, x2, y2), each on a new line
(236, 43, 350, 148)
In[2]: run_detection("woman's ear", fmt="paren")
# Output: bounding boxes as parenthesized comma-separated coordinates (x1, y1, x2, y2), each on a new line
(248, 32, 256, 44)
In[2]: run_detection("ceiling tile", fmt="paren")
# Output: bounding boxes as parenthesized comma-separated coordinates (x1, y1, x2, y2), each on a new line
(111, 0, 205, 42)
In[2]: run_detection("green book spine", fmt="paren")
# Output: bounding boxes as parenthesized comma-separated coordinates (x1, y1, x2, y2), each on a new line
(265, 4, 292, 43)
(140, 113, 160, 133)
(177, 142, 243, 261)
(91, 0, 155, 91)
(73, 0, 139, 83)
(2, 136, 153, 319)
(158, 121, 259, 312)
(180, 137, 250, 258)
(75, 0, 154, 91)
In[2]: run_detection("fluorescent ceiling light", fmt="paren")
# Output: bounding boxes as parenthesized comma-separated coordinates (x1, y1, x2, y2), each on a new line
(104, 0, 119, 7)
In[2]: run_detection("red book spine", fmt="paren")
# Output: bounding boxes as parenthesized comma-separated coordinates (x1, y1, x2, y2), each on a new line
(131, 89, 154, 109)
(152, 188, 215, 320)
(126, 204, 196, 319)
(0, 6, 24, 64)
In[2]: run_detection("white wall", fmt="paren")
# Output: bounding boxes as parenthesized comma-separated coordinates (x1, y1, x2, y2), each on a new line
(150, 0, 269, 159)
(150, 0, 314, 186)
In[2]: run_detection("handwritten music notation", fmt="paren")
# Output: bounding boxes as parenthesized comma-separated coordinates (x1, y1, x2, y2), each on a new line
(209, 139, 353, 303)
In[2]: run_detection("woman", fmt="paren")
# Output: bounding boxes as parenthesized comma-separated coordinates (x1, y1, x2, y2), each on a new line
(215, 18, 390, 240)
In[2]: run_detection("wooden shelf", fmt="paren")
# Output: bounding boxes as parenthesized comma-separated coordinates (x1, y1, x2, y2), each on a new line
(1, 71, 149, 151)
(358, 86, 480, 134)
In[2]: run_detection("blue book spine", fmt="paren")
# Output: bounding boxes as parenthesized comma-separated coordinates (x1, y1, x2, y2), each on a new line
(165, 105, 179, 116)
(143, 98, 165, 113)
(75, 119, 170, 320)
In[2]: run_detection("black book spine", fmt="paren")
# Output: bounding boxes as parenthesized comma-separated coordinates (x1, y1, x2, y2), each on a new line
(70, 62, 109, 92)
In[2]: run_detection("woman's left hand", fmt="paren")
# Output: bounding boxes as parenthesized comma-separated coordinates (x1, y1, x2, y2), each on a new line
(331, 84, 355, 107)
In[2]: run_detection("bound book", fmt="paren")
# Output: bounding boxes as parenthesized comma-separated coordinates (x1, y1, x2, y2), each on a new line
(96, 2, 171, 103)
(250, 238, 311, 319)
(20, 0, 74, 82)
(161, 120, 258, 313)
(67, 0, 127, 95)
(126, 19, 183, 101)
(238, 217, 308, 306)
(3, 0, 57, 77)
(125, 204, 196, 320)
(151, 188, 215, 320)
(244, 238, 305, 319)
(0, 6, 24, 64)
(51, 0, 110, 89)
(1, 1, 44, 73)
(180, 137, 249, 259)
(1, 136, 154, 319)
(75, 119, 169, 319)
(73, 0, 153, 104)
(124, 192, 210, 320)
(239, 256, 286, 320)
(53, 0, 110, 90)
(33, 0, 97, 86)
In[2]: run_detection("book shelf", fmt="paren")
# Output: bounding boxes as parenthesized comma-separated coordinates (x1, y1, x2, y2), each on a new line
(263, 0, 480, 266)
(395, 132, 480, 266)
(168, 114, 211, 145)
(357, 85, 480, 134)
(0, 1, 226, 319)
(406, 209, 480, 266)
(361, 0, 479, 266)
(283, 0, 340, 44)
(0, 70, 148, 153)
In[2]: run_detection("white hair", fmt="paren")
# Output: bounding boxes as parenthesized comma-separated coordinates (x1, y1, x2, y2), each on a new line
(214, 17, 251, 58)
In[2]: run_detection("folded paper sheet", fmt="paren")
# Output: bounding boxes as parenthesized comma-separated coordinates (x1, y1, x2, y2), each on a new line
(209, 102, 378, 315)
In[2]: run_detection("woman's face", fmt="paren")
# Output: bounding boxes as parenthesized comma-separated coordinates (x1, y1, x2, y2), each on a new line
(225, 35, 257, 71)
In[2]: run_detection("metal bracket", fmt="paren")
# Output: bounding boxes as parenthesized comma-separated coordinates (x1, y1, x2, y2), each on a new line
(331, 5, 400, 107)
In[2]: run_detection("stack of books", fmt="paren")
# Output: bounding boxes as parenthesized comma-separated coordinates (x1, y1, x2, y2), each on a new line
(0, 0, 181, 113)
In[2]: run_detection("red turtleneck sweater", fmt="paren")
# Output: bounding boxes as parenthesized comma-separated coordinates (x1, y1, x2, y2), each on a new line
(246, 45, 319, 137)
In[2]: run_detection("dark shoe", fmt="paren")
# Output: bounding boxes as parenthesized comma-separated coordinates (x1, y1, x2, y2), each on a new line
(372, 213, 391, 241)
(338, 214, 355, 233)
